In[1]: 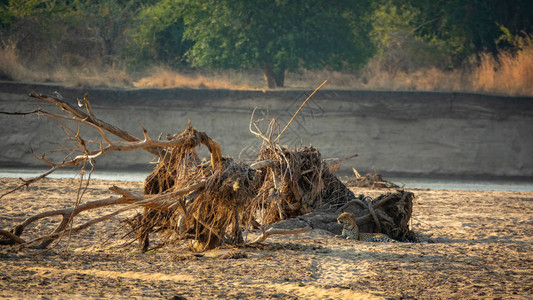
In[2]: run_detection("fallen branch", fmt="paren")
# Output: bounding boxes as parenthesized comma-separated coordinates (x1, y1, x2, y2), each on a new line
(1, 180, 208, 249)
(0, 166, 57, 200)
(274, 80, 327, 143)
(0, 229, 25, 244)
(10, 196, 136, 249)
(109, 181, 206, 211)
(2, 82, 416, 252)
(28, 92, 145, 147)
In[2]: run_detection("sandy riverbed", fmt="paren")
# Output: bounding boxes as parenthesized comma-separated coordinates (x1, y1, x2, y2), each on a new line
(0, 177, 532, 299)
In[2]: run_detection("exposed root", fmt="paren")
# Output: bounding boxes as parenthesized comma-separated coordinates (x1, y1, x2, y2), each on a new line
(338, 190, 417, 242)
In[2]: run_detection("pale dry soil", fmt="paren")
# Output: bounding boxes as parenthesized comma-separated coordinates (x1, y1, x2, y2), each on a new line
(0, 178, 532, 299)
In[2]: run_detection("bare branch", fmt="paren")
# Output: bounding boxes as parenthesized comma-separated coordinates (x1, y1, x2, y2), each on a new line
(0, 109, 41, 116)
(18, 200, 139, 249)
(82, 92, 97, 122)
(14, 196, 136, 249)
(4, 180, 208, 249)
(274, 80, 327, 143)
(0, 229, 26, 244)
(28, 92, 162, 156)
(0, 166, 57, 200)
(36, 108, 113, 145)
(250, 160, 277, 170)
(109, 181, 206, 211)
(367, 198, 382, 232)
(249, 107, 272, 144)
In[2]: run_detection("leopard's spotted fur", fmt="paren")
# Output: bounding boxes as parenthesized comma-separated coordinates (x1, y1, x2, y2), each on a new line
(337, 212, 397, 242)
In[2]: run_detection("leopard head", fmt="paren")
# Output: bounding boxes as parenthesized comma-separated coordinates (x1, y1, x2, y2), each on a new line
(337, 212, 357, 226)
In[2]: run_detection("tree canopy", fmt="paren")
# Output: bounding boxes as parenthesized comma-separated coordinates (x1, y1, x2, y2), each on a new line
(181, 0, 375, 87)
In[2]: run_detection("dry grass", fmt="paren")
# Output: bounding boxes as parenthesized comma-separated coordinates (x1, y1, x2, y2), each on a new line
(1, 43, 532, 96)
(287, 67, 467, 92)
(0, 45, 132, 88)
(0, 46, 46, 82)
(51, 65, 132, 88)
(472, 46, 533, 96)
(286, 46, 533, 96)
(132, 66, 260, 90)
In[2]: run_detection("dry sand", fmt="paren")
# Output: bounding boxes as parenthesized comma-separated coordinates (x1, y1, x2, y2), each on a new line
(0, 177, 531, 299)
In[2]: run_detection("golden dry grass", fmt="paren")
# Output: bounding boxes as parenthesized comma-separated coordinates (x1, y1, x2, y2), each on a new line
(472, 46, 533, 96)
(0, 45, 45, 82)
(287, 67, 467, 92)
(51, 65, 132, 88)
(294, 46, 533, 96)
(0, 45, 131, 88)
(1, 44, 532, 96)
(132, 66, 259, 90)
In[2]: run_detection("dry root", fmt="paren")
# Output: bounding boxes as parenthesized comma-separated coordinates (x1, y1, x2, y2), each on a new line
(250, 145, 355, 225)
(338, 190, 417, 242)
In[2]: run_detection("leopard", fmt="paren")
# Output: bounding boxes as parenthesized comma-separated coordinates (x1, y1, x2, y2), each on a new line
(336, 212, 397, 242)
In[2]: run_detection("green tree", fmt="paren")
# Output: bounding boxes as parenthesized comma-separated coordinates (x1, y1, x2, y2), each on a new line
(182, 0, 375, 88)
(127, 0, 192, 67)
(370, 0, 453, 72)
(0, 0, 143, 67)
(404, 0, 533, 66)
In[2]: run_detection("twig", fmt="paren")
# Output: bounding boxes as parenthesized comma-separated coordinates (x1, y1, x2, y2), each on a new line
(250, 160, 276, 170)
(249, 107, 272, 144)
(0, 109, 41, 115)
(0, 166, 57, 200)
(273, 80, 327, 143)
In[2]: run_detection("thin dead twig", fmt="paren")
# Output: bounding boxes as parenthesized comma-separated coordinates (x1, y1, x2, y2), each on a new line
(0, 166, 57, 200)
(273, 80, 327, 143)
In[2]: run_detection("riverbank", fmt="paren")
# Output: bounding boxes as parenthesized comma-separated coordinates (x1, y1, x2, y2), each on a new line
(1, 81, 533, 178)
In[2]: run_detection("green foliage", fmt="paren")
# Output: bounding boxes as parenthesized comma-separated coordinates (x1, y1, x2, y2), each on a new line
(0, 0, 142, 68)
(371, 1, 418, 52)
(369, 0, 452, 72)
(126, 0, 192, 67)
(181, 0, 375, 86)
(1, 0, 63, 30)
(402, 0, 533, 66)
